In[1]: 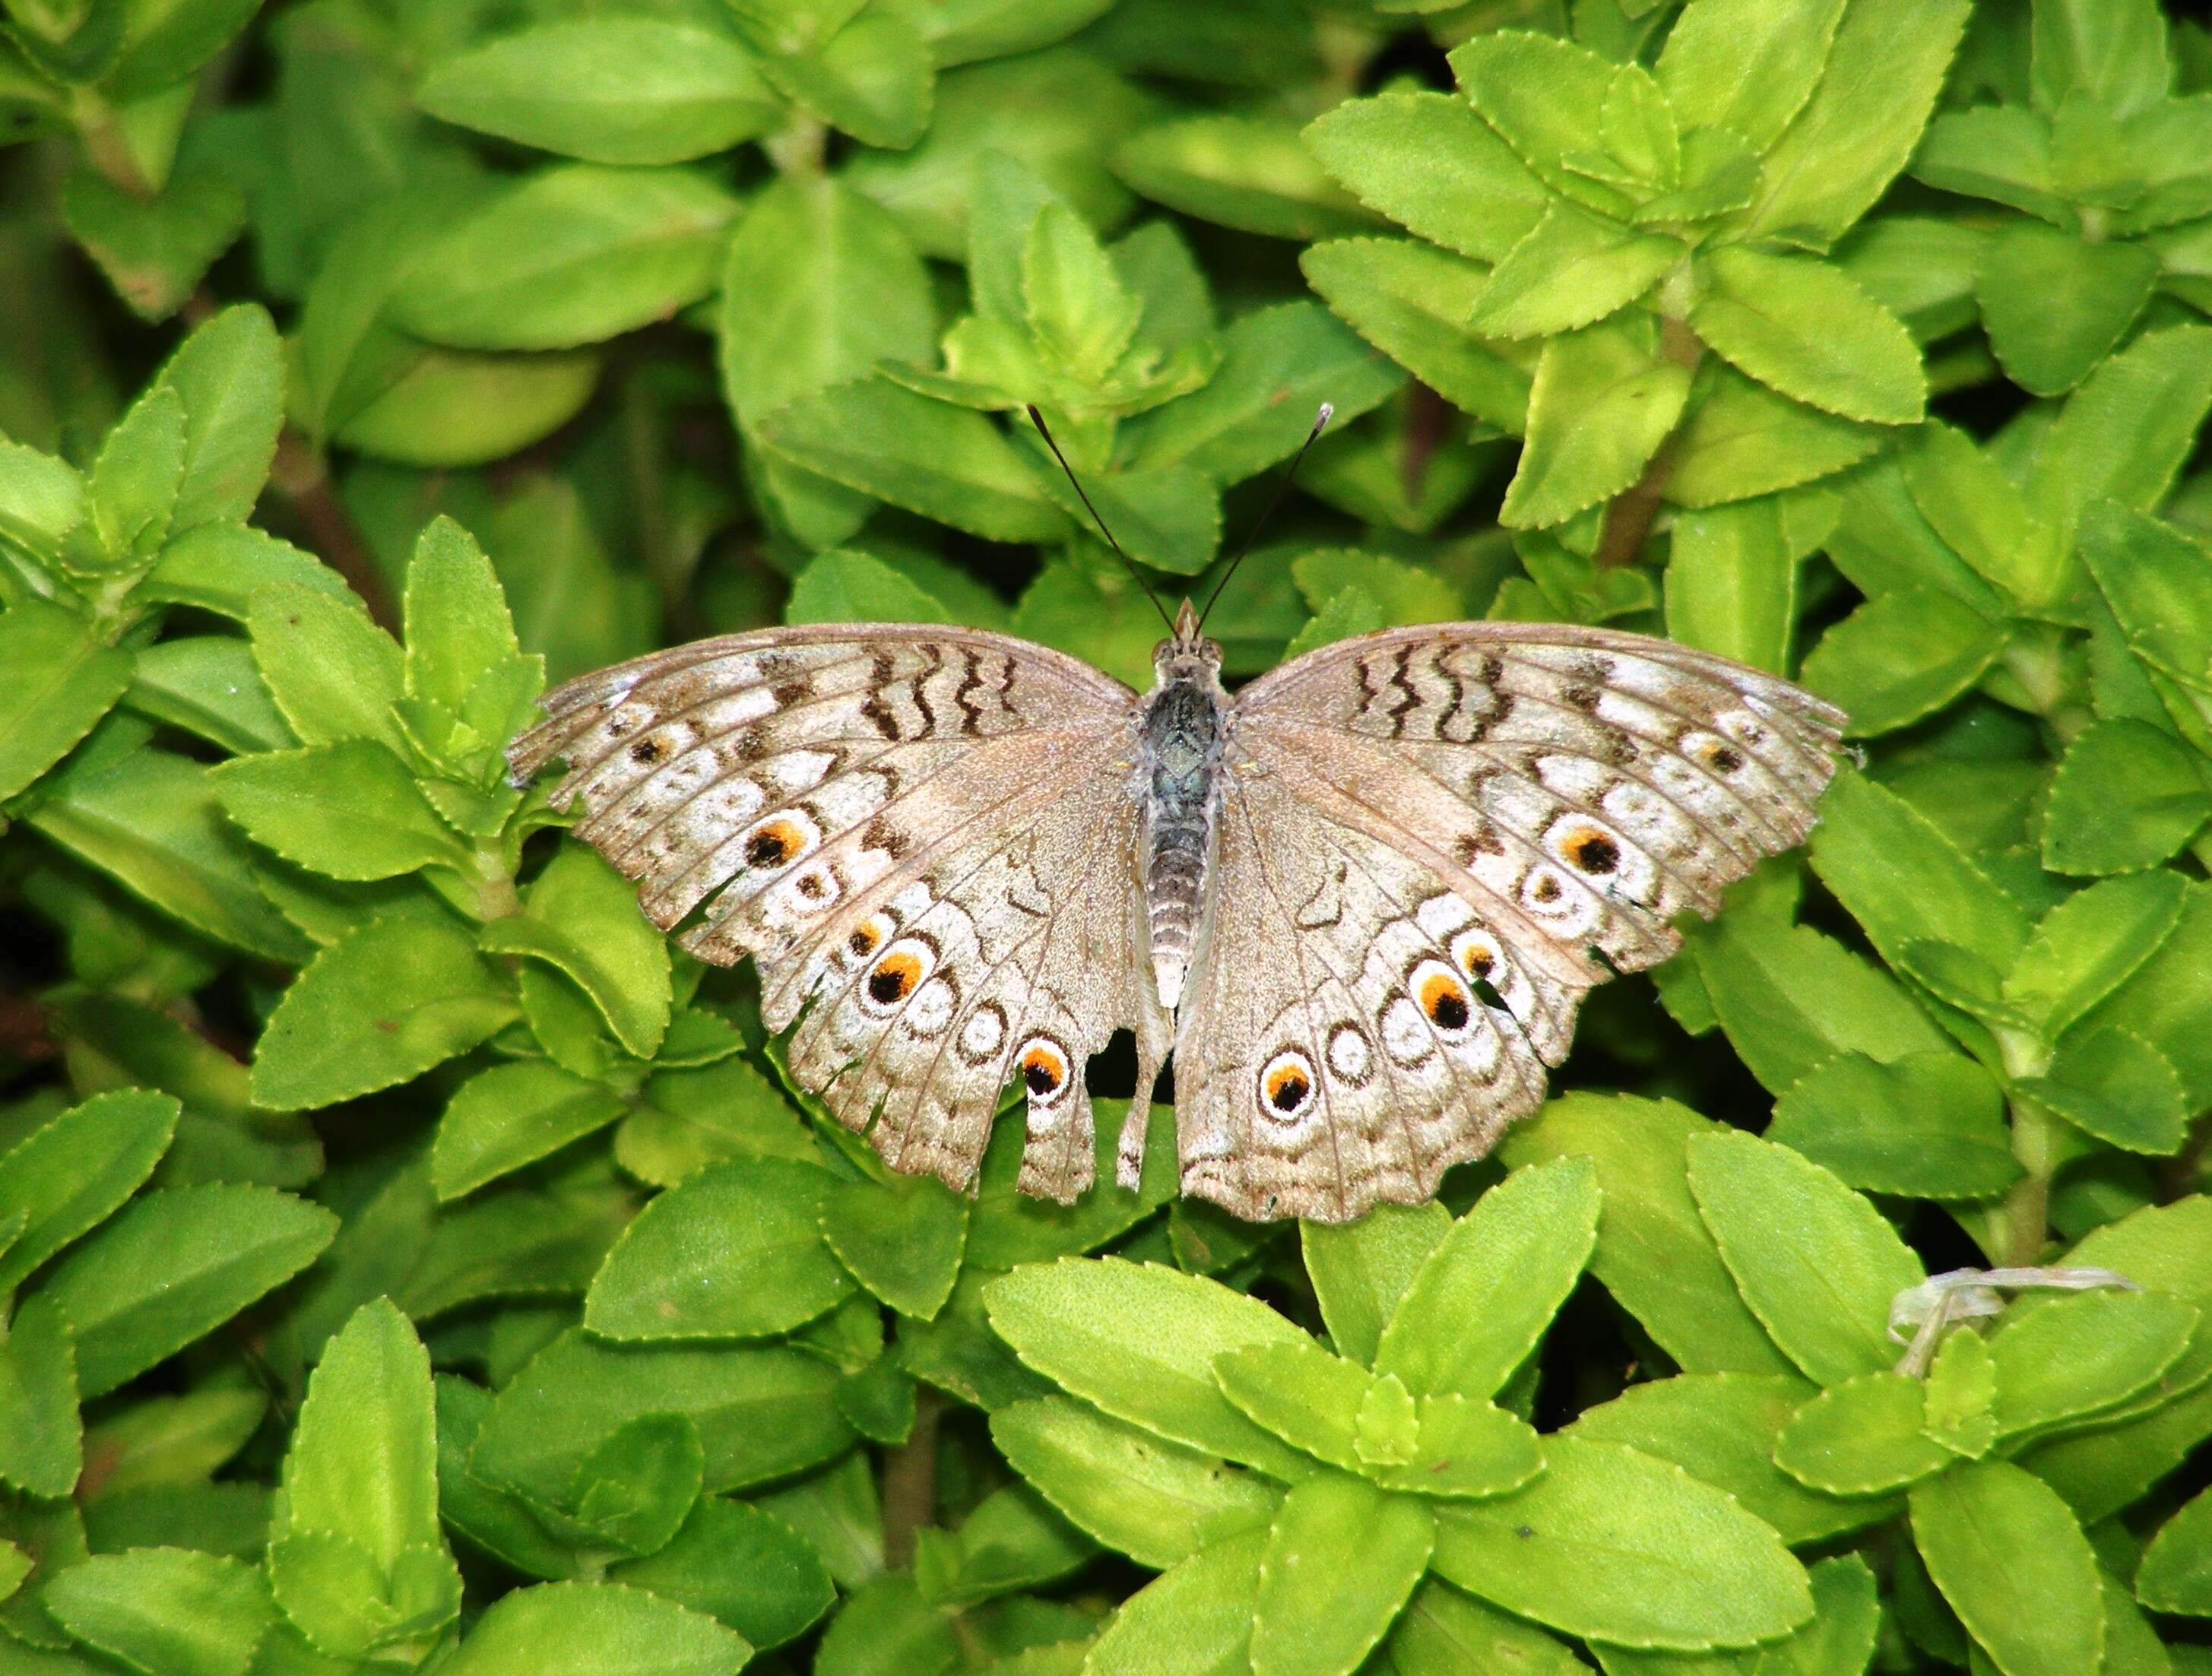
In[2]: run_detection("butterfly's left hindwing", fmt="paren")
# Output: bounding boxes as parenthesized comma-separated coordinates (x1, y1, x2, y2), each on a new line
(509, 626, 1167, 1199)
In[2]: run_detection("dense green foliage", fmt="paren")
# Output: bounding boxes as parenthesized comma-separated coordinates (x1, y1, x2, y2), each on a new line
(3, 0, 2212, 1671)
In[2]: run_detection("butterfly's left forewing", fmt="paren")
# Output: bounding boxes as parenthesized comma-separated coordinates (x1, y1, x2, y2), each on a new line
(509, 625, 1167, 1199)
(1174, 622, 1846, 1222)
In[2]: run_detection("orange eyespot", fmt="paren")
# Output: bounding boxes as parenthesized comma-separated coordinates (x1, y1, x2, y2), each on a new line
(1418, 968, 1471, 1031)
(1257, 1050, 1317, 1120)
(745, 816, 807, 870)
(848, 924, 881, 958)
(1560, 826, 1620, 876)
(867, 949, 922, 1006)
(1457, 935, 1497, 981)
(1019, 1038, 1069, 1101)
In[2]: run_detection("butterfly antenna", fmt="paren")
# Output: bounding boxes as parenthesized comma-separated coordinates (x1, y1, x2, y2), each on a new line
(1198, 402, 1333, 629)
(1025, 404, 1174, 632)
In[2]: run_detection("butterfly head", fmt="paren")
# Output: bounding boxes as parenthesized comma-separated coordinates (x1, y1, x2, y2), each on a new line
(1155, 598, 1224, 687)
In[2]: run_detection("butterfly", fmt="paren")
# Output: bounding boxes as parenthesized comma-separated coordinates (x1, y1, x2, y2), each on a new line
(506, 407, 1844, 1223)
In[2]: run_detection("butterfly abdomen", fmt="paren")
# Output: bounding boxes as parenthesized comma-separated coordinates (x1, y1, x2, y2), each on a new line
(1138, 672, 1227, 1012)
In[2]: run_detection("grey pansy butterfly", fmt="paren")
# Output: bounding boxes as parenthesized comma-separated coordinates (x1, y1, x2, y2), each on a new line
(506, 411, 1844, 1224)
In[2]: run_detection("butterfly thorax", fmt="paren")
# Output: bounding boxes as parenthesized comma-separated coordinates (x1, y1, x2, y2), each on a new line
(1139, 616, 1228, 1012)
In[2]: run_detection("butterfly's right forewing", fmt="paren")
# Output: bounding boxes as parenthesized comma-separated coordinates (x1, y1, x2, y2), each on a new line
(510, 625, 1166, 1199)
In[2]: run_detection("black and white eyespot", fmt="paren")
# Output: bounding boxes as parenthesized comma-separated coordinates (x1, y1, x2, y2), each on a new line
(1325, 1024, 1372, 1088)
(1257, 1050, 1317, 1123)
(861, 936, 936, 1014)
(1380, 995, 1436, 1067)
(899, 973, 959, 1039)
(955, 1001, 1007, 1066)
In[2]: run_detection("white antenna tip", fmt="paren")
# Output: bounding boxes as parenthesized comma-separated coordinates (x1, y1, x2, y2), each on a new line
(1316, 403, 1334, 426)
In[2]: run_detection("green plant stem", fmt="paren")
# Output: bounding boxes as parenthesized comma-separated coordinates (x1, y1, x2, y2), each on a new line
(879, 1386, 940, 1571)
(1594, 314, 1703, 569)
(1998, 1029, 2058, 1265)
(474, 841, 520, 921)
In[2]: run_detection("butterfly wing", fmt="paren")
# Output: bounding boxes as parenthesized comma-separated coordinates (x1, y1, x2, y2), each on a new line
(508, 626, 1168, 1198)
(1174, 623, 1844, 1222)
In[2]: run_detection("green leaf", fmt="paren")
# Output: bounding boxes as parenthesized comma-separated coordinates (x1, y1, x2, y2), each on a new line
(1303, 92, 1548, 265)
(0, 1294, 81, 1500)
(1809, 771, 2033, 979)
(2034, 325, 2212, 535)
(246, 582, 406, 752)
(252, 917, 518, 1110)
(62, 166, 246, 324)
(990, 1396, 1279, 1569)
(1694, 913, 1953, 1095)
(138, 524, 347, 622)
(570, 1413, 705, 1559)
(79, 1387, 265, 1497)
(0, 1088, 179, 1294)
(1801, 588, 2004, 736)
(433, 1060, 629, 1202)
(1922, 1324, 1995, 1458)
(1500, 1093, 1797, 1377)
(1430, 1435, 1813, 1652)
(2027, 1027, 2191, 1154)
(1897, 420, 2064, 608)
(1114, 115, 1370, 241)
(1569, 1371, 1884, 1546)
(0, 598, 132, 806)
(1501, 317, 1693, 528)
(401, 515, 540, 768)
(471, 1330, 854, 1504)
(1127, 300, 1402, 483)
(1024, 202, 1140, 382)
(150, 304, 285, 536)
(819, 1175, 968, 1321)
(1299, 1201, 1450, 1368)
(44, 1548, 271, 1676)
(756, 379, 1069, 543)
(1662, 366, 1881, 508)
(417, 20, 781, 166)
(1691, 248, 1925, 425)
(1655, 0, 1846, 152)
(1299, 238, 1531, 434)
(983, 1258, 1317, 1479)
(2042, 720, 2212, 875)
(587, 1158, 855, 1341)
(2138, 1484, 2212, 1617)
(87, 385, 185, 564)
(2081, 501, 2212, 692)
(1741, 0, 1970, 245)
(607, 1494, 835, 1649)
(1449, 31, 1630, 213)
(334, 348, 604, 469)
(2004, 872, 2188, 1038)
(212, 742, 467, 882)
(757, 9, 932, 150)
(1664, 497, 1795, 674)
(1384, 1582, 1586, 1676)
(1472, 203, 1681, 340)
(392, 166, 741, 351)
(1212, 1340, 1371, 1472)
(271, 1300, 458, 1658)
(0, 440, 84, 564)
(1252, 1475, 1431, 1676)
(42, 1184, 336, 1399)
(28, 746, 309, 962)
(1085, 1529, 1263, 1676)
(1687, 1129, 1924, 1386)
(1987, 1288, 2199, 1443)
(125, 635, 292, 756)
(1765, 1050, 2021, 1200)
(482, 846, 671, 1060)
(1779, 1373, 1951, 1497)
(442, 1582, 750, 1676)
(2030, 0, 2170, 120)
(1976, 221, 2158, 398)
(1911, 1460, 2103, 1676)
(1374, 1158, 1600, 1402)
